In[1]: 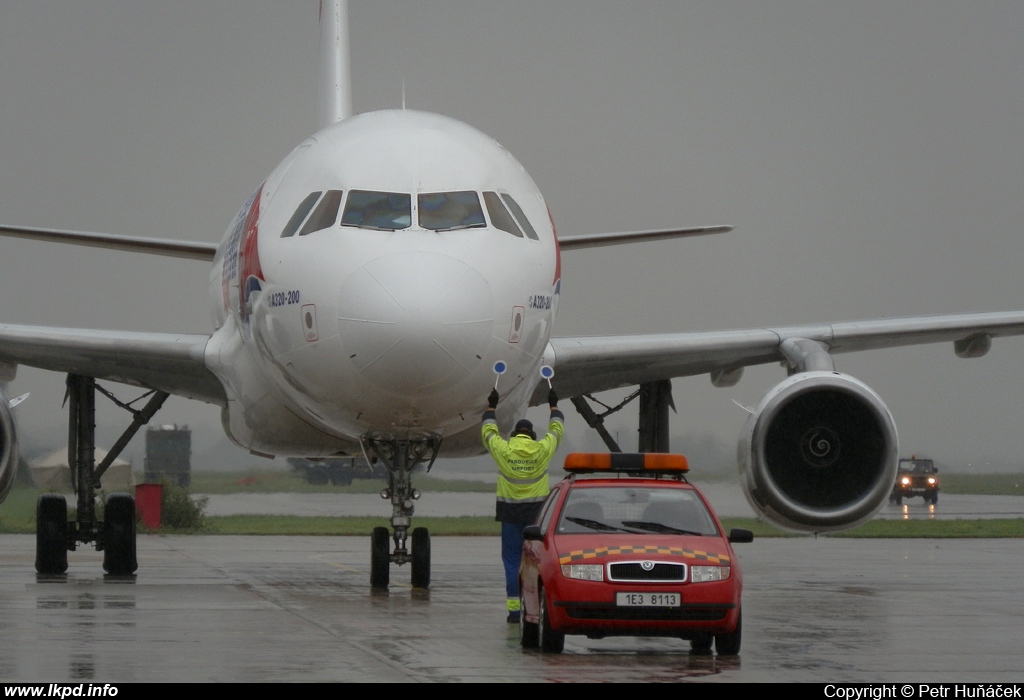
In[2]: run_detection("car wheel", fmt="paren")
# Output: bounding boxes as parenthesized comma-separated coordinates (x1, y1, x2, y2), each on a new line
(690, 634, 713, 654)
(519, 590, 539, 648)
(931, 492, 939, 505)
(538, 584, 564, 653)
(895, 494, 902, 506)
(715, 611, 742, 655)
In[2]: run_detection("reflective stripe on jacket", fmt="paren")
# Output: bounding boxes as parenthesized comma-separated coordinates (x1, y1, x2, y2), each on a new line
(481, 408, 564, 521)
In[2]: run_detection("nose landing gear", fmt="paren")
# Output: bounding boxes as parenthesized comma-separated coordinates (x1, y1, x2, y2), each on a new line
(363, 435, 440, 590)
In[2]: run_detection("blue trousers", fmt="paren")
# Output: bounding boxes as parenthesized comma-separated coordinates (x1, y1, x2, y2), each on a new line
(501, 522, 526, 610)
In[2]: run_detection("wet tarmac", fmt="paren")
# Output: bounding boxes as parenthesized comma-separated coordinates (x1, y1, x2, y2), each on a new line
(1, 533, 1021, 682)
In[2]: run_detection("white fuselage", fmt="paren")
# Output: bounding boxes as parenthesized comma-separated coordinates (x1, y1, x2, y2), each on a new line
(204, 110, 560, 458)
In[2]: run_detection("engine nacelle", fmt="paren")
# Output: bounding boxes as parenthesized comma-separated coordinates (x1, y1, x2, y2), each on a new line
(0, 387, 19, 505)
(739, 371, 898, 533)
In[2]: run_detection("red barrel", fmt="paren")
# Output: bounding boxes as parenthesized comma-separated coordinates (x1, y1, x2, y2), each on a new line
(134, 483, 163, 529)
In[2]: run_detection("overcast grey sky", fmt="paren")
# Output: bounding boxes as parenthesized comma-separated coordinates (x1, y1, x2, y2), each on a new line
(0, 1, 1022, 470)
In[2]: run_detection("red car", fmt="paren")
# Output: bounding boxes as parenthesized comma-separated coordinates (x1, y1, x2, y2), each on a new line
(518, 453, 753, 654)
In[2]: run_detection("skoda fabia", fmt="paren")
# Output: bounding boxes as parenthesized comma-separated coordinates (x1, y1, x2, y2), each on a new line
(518, 453, 753, 654)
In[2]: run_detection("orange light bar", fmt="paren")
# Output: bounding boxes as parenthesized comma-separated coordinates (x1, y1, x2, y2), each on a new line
(562, 452, 689, 473)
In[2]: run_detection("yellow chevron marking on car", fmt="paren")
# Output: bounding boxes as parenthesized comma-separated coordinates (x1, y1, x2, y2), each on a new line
(558, 545, 731, 565)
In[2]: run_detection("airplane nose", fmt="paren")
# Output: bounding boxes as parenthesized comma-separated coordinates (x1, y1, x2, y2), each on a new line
(337, 252, 494, 395)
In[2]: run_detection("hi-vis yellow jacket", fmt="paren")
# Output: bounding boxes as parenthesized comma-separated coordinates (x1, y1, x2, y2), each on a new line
(482, 408, 564, 523)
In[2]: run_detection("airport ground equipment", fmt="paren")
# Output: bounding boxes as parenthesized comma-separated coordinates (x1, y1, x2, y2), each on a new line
(890, 457, 939, 505)
(288, 455, 384, 485)
(145, 425, 191, 487)
(519, 452, 752, 655)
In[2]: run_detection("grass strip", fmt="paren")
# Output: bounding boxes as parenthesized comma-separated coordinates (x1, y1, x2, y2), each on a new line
(182, 515, 1024, 538)
(200, 515, 500, 536)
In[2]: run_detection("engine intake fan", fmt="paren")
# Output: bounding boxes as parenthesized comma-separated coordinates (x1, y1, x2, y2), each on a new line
(739, 371, 898, 532)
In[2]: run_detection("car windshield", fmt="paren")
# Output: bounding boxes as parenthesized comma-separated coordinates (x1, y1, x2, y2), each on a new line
(899, 459, 936, 474)
(556, 486, 719, 536)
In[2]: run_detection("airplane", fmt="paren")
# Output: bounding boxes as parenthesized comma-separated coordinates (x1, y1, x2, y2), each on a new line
(2, 1, 1024, 586)
(0, 381, 26, 503)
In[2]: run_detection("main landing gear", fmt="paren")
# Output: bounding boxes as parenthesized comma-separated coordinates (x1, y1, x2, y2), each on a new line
(34, 374, 168, 576)
(363, 435, 440, 590)
(571, 379, 675, 453)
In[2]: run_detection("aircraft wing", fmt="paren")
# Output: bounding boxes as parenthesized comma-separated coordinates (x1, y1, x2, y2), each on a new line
(0, 324, 225, 405)
(557, 225, 731, 250)
(0, 224, 218, 262)
(538, 311, 1024, 403)
(2, 224, 731, 257)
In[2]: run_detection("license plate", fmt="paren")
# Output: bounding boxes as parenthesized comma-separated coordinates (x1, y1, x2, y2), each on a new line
(616, 592, 680, 607)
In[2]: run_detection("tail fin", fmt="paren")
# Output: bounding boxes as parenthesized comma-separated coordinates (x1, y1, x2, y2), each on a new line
(319, 0, 353, 127)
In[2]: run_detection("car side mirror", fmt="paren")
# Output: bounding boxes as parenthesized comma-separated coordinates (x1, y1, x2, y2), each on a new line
(523, 525, 543, 541)
(728, 528, 754, 543)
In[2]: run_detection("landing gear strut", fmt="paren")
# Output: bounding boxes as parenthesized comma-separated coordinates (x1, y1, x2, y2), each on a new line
(34, 374, 168, 575)
(363, 435, 440, 589)
(571, 379, 675, 453)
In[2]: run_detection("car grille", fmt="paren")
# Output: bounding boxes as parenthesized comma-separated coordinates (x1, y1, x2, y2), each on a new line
(608, 561, 685, 582)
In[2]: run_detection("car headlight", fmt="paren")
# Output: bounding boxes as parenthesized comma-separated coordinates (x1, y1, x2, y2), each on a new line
(690, 565, 730, 583)
(900, 477, 911, 486)
(927, 477, 936, 486)
(561, 564, 604, 581)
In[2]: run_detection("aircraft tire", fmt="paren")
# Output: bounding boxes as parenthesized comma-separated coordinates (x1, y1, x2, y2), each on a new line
(411, 527, 430, 589)
(102, 493, 137, 575)
(370, 526, 390, 589)
(35, 494, 68, 575)
(538, 584, 564, 653)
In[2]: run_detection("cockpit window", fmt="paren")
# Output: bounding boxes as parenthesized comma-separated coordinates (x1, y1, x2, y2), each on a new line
(280, 191, 322, 237)
(500, 193, 540, 241)
(483, 191, 524, 238)
(299, 189, 343, 236)
(418, 191, 486, 231)
(341, 190, 412, 230)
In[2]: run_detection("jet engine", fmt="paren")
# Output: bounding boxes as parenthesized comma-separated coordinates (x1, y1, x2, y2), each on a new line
(0, 386, 19, 505)
(738, 371, 898, 532)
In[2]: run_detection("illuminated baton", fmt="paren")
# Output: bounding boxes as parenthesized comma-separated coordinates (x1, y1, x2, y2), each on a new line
(492, 361, 507, 390)
(539, 365, 554, 388)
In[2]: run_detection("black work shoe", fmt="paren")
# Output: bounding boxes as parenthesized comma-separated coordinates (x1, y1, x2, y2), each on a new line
(506, 611, 520, 624)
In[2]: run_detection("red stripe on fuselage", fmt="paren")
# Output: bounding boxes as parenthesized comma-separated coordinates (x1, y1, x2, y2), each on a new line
(549, 207, 561, 289)
(240, 183, 265, 291)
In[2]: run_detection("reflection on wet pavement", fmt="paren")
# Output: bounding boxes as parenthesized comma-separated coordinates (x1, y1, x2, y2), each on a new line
(0, 534, 1021, 682)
